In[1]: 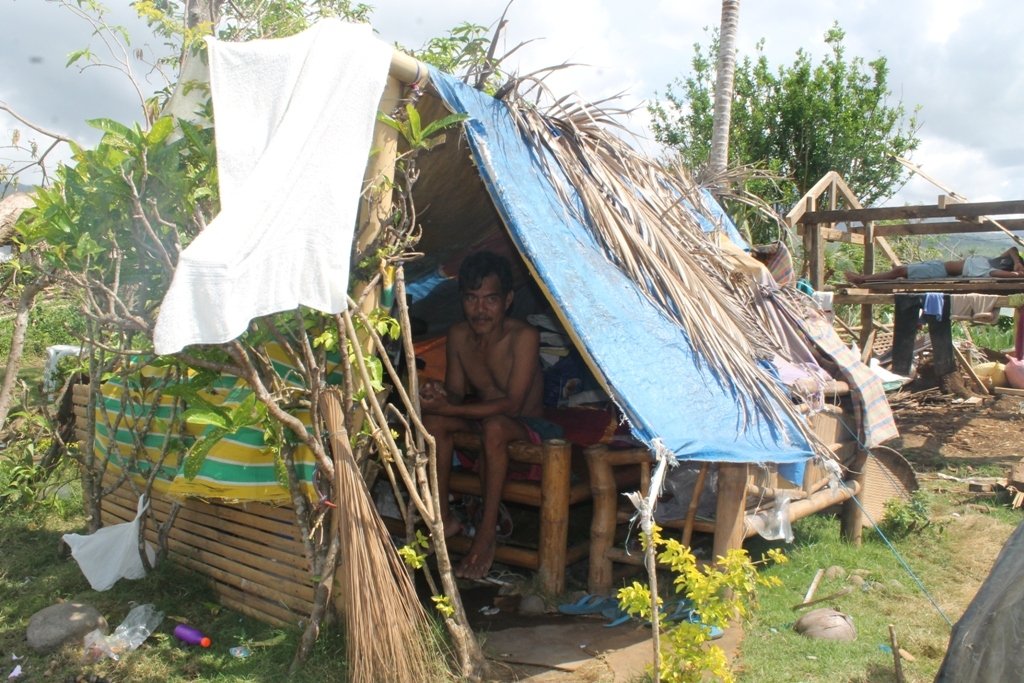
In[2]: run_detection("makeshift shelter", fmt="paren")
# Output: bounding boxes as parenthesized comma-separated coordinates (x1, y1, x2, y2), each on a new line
(75, 19, 899, 632)
(936, 520, 1024, 682)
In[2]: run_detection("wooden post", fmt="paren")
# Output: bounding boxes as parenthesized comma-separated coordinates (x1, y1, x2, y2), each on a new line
(681, 463, 709, 547)
(860, 221, 876, 349)
(537, 439, 572, 595)
(840, 449, 868, 545)
(1016, 306, 1024, 361)
(586, 445, 617, 596)
(712, 463, 748, 561)
(810, 223, 825, 290)
(888, 624, 907, 683)
(801, 196, 816, 280)
(352, 74, 403, 319)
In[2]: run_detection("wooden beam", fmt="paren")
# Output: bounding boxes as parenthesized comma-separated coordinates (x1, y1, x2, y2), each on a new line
(835, 291, 1019, 306)
(785, 171, 840, 228)
(861, 221, 875, 344)
(798, 199, 1024, 225)
(861, 218, 1024, 237)
(843, 279, 1024, 293)
(840, 451, 867, 545)
(810, 224, 824, 289)
(795, 225, 866, 245)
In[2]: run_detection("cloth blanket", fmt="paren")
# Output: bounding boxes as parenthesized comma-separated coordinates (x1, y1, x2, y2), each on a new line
(777, 295, 898, 448)
(154, 20, 391, 354)
(950, 293, 1000, 324)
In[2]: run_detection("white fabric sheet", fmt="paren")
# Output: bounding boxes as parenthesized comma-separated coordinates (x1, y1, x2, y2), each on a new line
(154, 20, 391, 354)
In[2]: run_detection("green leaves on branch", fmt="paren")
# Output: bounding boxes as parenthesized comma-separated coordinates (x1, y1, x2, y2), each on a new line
(651, 22, 920, 237)
(615, 525, 787, 683)
(378, 105, 468, 152)
(181, 393, 270, 480)
(19, 114, 217, 323)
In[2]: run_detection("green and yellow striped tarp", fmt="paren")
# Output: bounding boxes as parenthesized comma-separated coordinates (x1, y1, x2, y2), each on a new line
(93, 347, 334, 504)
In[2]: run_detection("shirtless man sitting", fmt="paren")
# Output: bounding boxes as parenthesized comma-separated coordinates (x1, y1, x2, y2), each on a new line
(420, 250, 552, 580)
(846, 247, 1024, 285)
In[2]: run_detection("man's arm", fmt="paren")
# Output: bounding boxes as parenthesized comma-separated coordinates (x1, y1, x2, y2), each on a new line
(990, 269, 1024, 278)
(442, 327, 467, 404)
(1003, 247, 1024, 274)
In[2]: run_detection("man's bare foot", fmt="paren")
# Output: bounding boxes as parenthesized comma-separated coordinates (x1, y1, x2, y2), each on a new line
(845, 271, 866, 285)
(455, 535, 496, 580)
(442, 514, 464, 539)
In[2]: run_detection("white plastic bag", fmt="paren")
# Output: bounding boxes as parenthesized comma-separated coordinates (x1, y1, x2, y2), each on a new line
(63, 496, 157, 591)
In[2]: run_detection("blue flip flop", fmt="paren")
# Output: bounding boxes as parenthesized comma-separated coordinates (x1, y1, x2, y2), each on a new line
(601, 605, 632, 628)
(686, 611, 724, 639)
(557, 594, 619, 616)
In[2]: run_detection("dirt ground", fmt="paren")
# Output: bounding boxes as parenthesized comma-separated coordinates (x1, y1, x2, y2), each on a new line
(886, 387, 1024, 474)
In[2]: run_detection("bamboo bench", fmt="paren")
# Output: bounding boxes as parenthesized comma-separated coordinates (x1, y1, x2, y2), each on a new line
(445, 431, 640, 595)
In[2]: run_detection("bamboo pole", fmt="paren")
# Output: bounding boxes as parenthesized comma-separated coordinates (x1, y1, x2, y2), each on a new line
(713, 463, 748, 560)
(586, 444, 620, 596)
(681, 463, 709, 547)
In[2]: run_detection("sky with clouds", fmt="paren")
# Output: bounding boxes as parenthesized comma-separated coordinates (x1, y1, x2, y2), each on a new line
(2, 0, 1022, 208)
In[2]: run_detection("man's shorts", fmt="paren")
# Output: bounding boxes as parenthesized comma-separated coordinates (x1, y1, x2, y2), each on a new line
(907, 260, 947, 279)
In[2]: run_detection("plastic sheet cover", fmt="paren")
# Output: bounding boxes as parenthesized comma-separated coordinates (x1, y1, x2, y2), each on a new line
(430, 71, 812, 463)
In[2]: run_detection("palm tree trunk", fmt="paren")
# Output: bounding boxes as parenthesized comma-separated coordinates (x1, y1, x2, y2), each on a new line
(709, 0, 740, 176)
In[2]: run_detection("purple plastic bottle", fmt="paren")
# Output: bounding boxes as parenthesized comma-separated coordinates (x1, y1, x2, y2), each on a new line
(173, 623, 211, 648)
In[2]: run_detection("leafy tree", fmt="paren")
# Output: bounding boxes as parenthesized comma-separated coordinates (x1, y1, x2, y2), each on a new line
(650, 23, 920, 241)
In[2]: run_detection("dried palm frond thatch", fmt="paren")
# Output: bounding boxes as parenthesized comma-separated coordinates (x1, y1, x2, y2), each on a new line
(502, 87, 831, 457)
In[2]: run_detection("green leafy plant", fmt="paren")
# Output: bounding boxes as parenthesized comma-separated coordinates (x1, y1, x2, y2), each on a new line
(880, 491, 931, 539)
(651, 23, 920, 243)
(181, 392, 271, 479)
(378, 104, 469, 152)
(617, 526, 787, 683)
(397, 529, 430, 570)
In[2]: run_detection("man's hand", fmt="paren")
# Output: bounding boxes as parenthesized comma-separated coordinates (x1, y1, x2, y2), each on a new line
(420, 380, 446, 401)
(419, 380, 452, 415)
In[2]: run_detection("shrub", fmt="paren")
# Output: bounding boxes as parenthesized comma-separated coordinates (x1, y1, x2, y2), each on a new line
(880, 491, 931, 538)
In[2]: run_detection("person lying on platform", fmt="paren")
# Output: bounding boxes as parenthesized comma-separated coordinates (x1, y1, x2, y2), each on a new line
(845, 247, 1024, 285)
(420, 250, 561, 581)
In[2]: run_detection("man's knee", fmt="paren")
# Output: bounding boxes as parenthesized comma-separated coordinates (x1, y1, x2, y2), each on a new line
(481, 416, 517, 448)
(423, 413, 449, 436)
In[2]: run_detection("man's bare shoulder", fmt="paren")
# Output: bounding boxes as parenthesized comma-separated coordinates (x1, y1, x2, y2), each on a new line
(447, 321, 472, 341)
(505, 318, 539, 335)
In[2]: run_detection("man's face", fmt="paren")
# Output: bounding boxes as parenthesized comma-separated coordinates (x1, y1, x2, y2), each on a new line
(461, 274, 512, 335)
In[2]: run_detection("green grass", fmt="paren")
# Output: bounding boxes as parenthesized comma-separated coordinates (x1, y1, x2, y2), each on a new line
(738, 498, 1022, 683)
(0, 499, 357, 682)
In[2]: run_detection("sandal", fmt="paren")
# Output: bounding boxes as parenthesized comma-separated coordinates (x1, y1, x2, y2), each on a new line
(558, 594, 620, 616)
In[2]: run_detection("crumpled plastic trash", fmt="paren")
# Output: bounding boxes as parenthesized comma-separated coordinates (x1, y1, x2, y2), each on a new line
(83, 604, 165, 662)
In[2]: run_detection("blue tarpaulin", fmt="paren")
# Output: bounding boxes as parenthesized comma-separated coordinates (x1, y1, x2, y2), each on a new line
(430, 71, 813, 464)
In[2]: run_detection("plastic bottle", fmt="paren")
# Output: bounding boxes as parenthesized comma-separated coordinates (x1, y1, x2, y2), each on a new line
(106, 603, 165, 658)
(173, 623, 212, 648)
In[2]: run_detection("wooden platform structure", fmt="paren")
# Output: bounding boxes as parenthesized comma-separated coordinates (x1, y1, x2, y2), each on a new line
(787, 172, 1024, 353)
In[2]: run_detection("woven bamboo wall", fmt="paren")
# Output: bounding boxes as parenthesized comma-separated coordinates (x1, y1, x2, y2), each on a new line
(99, 474, 315, 628)
(76, 384, 315, 627)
